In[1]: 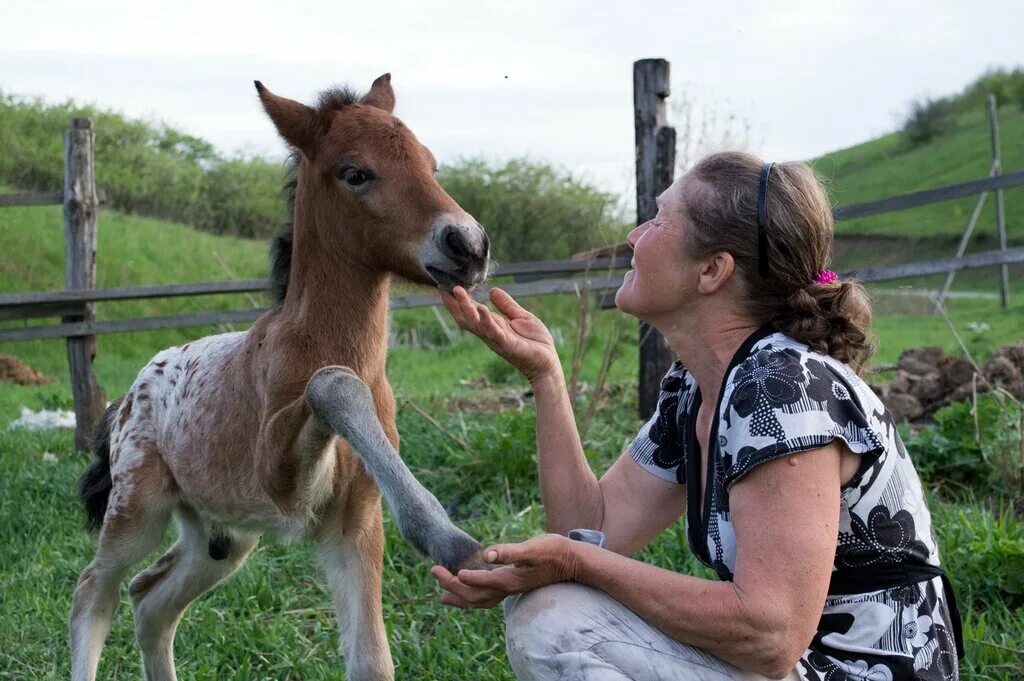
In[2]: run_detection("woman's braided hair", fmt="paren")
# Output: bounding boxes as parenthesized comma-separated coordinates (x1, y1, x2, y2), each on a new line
(685, 151, 876, 375)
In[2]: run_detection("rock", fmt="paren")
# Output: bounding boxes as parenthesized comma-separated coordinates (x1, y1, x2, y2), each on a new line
(938, 356, 975, 390)
(884, 392, 924, 423)
(889, 371, 913, 395)
(989, 342, 1024, 373)
(909, 371, 945, 405)
(949, 380, 989, 404)
(984, 356, 1021, 387)
(0, 354, 53, 386)
(898, 346, 944, 376)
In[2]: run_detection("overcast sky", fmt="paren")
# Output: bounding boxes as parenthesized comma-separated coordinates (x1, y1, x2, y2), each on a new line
(1, 1, 1021, 201)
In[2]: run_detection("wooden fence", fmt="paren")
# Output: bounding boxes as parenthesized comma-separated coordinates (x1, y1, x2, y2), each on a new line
(3, 60, 1024, 447)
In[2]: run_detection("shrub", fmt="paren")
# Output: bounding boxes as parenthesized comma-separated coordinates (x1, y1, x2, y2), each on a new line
(0, 91, 628, 256)
(905, 395, 1023, 500)
(901, 96, 956, 148)
(954, 67, 1024, 112)
(0, 89, 286, 238)
(439, 157, 628, 261)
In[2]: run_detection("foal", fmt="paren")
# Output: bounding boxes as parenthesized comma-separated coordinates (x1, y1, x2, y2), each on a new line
(70, 75, 490, 681)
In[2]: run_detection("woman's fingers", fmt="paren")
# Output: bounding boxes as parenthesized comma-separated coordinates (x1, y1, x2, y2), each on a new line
(440, 591, 473, 609)
(482, 542, 526, 566)
(457, 566, 521, 591)
(432, 565, 504, 608)
(490, 287, 529, 319)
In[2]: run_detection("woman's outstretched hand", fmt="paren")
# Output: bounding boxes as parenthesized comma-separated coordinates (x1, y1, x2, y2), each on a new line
(431, 534, 583, 609)
(440, 286, 561, 385)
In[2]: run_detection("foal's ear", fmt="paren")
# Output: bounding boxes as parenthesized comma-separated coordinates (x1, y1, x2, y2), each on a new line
(361, 73, 395, 113)
(255, 81, 322, 156)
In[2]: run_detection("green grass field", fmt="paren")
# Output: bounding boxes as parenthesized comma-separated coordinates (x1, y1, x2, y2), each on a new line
(2, 99, 1024, 678)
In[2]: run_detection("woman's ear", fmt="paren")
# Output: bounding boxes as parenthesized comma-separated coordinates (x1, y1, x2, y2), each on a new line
(696, 251, 736, 295)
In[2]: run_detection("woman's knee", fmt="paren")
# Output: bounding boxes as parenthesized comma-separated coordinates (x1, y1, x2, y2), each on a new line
(504, 583, 612, 672)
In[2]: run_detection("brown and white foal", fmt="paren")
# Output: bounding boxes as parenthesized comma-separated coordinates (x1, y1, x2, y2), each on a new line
(70, 74, 490, 681)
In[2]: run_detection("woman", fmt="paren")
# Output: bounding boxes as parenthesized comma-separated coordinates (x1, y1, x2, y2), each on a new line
(431, 152, 961, 681)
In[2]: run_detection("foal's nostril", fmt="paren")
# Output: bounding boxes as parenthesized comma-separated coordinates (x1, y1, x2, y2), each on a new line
(443, 227, 473, 261)
(480, 229, 490, 257)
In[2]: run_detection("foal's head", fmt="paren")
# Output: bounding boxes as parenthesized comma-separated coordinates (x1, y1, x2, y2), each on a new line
(257, 75, 489, 294)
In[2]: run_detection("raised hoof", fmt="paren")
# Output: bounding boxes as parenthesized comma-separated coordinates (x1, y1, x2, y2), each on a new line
(437, 533, 494, 573)
(451, 549, 493, 573)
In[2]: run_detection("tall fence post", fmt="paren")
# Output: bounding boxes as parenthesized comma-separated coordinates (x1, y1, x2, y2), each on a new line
(987, 94, 1009, 309)
(634, 59, 676, 418)
(64, 118, 106, 451)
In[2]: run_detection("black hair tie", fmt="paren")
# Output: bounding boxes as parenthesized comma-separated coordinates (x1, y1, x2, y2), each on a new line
(757, 162, 774, 278)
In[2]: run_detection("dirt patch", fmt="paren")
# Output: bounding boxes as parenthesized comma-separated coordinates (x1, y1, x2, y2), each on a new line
(0, 354, 53, 386)
(877, 342, 1024, 423)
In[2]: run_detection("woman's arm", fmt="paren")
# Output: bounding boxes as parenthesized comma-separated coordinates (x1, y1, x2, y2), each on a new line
(447, 443, 842, 679)
(442, 286, 684, 541)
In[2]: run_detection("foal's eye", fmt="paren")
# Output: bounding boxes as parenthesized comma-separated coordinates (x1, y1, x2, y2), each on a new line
(338, 167, 372, 190)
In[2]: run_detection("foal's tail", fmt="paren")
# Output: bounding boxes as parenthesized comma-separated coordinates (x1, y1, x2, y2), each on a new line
(79, 396, 122, 532)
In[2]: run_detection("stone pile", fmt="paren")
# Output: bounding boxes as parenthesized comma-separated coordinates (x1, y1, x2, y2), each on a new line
(878, 342, 1024, 423)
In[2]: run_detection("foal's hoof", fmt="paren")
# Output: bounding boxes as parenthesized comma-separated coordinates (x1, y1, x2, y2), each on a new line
(437, 533, 494, 573)
(452, 548, 493, 573)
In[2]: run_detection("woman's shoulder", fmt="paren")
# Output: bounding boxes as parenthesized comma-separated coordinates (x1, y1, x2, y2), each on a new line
(731, 332, 878, 406)
(717, 331, 892, 488)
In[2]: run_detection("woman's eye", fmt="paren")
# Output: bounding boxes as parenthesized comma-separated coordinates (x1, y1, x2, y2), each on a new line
(339, 167, 371, 189)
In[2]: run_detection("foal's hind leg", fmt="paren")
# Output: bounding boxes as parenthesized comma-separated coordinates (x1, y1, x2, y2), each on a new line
(318, 495, 393, 681)
(70, 450, 175, 681)
(130, 507, 258, 681)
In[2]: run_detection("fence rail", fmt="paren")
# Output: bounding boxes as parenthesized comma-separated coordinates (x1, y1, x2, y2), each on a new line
(832, 168, 1024, 221)
(1, 59, 1020, 446)
(0, 275, 626, 342)
(0, 190, 64, 207)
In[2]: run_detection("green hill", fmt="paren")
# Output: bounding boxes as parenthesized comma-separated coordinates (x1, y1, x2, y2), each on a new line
(3, 75, 1024, 402)
(815, 104, 1024, 242)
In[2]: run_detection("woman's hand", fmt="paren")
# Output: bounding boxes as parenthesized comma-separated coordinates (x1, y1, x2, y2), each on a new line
(430, 534, 583, 609)
(440, 286, 561, 385)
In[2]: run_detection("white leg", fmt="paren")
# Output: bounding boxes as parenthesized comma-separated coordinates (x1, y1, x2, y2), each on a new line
(318, 503, 394, 681)
(130, 508, 258, 681)
(70, 462, 173, 681)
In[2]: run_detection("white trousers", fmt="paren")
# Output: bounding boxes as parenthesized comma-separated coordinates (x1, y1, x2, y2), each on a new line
(503, 583, 801, 681)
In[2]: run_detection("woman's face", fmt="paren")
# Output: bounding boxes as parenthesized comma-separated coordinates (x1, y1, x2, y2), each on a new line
(615, 174, 701, 323)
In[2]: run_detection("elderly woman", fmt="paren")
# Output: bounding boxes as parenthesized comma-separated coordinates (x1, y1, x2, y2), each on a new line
(432, 152, 962, 681)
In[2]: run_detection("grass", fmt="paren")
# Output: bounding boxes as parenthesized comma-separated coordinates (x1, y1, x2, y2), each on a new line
(815, 104, 1024, 241)
(3, 99, 1024, 677)
(2, 392, 1022, 679)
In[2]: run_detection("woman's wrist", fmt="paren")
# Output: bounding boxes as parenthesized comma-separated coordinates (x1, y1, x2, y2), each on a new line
(562, 538, 601, 584)
(528, 366, 566, 394)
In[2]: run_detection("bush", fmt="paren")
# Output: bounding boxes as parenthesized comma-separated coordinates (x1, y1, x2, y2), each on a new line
(0, 90, 286, 238)
(954, 67, 1024, 112)
(0, 91, 628, 255)
(439, 157, 628, 261)
(901, 96, 956, 148)
(904, 395, 1023, 500)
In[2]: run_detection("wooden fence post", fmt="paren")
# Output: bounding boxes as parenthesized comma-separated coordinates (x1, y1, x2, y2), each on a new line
(987, 94, 1009, 309)
(64, 118, 106, 451)
(634, 59, 676, 418)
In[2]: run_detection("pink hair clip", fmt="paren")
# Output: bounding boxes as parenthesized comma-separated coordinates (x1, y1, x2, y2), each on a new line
(812, 269, 838, 285)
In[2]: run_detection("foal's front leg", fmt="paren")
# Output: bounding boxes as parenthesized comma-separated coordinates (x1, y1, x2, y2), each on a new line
(306, 366, 486, 572)
(317, 500, 393, 681)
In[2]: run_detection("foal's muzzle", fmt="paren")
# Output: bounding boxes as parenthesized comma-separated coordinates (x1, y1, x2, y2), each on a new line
(423, 219, 490, 292)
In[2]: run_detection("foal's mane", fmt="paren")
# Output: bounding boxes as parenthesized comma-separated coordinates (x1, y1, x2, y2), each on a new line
(270, 86, 364, 306)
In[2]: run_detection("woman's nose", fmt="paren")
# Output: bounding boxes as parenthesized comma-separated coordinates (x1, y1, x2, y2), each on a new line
(626, 222, 648, 248)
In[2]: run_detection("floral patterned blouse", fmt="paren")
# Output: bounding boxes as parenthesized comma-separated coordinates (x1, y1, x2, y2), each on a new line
(628, 328, 961, 681)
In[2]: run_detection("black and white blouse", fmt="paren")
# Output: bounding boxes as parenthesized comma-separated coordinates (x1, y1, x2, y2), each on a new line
(629, 328, 961, 681)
